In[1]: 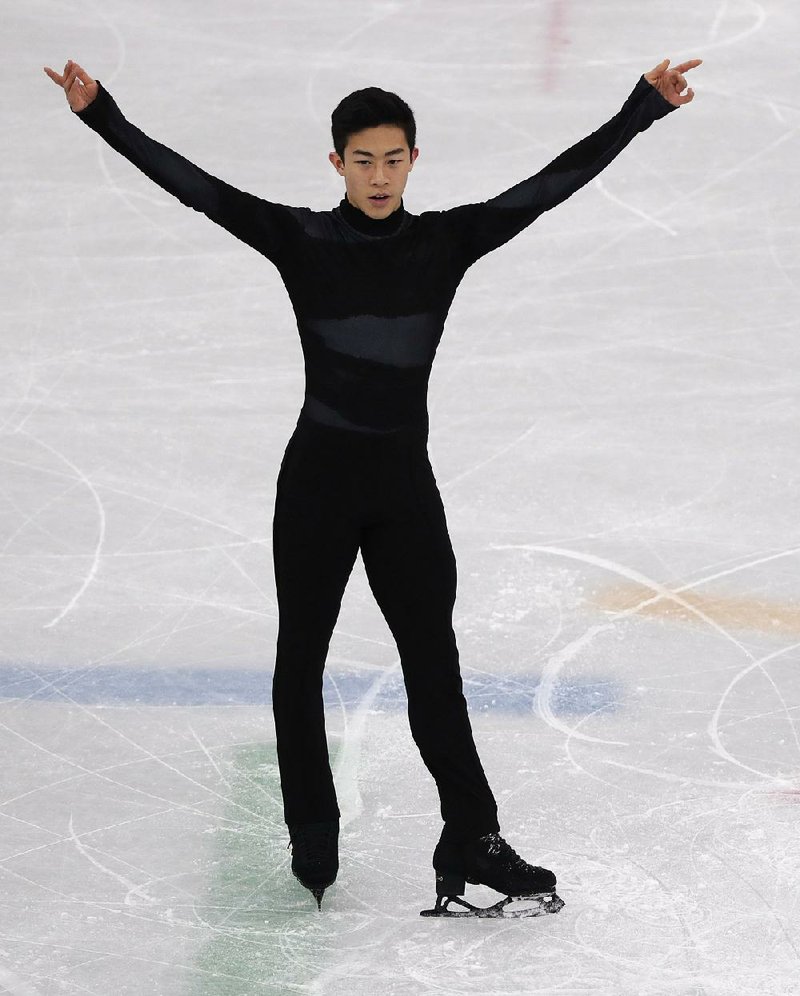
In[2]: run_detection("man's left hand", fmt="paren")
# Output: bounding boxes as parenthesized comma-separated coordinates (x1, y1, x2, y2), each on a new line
(644, 58, 703, 106)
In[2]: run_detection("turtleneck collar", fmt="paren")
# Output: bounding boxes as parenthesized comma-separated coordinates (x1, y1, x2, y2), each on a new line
(337, 196, 407, 237)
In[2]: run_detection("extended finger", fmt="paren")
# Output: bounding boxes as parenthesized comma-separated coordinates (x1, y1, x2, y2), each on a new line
(65, 67, 81, 92)
(646, 57, 670, 77)
(675, 59, 703, 73)
(43, 66, 64, 85)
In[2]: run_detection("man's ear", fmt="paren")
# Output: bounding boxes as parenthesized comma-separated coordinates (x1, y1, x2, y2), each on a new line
(329, 151, 345, 175)
(410, 147, 420, 169)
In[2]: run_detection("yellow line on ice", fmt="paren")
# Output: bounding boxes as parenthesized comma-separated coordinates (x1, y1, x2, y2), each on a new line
(592, 583, 800, 635)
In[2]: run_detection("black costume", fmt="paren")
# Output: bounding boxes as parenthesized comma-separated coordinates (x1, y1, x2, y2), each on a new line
(74, 76, 677, 842)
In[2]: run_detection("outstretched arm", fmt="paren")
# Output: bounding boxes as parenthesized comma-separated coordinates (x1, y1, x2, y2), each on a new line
(445, 58, 702, 269)
(43, 60, 295, 264)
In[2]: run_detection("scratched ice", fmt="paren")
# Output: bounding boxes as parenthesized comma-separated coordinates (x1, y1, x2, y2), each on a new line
(2, 1, 799, 993)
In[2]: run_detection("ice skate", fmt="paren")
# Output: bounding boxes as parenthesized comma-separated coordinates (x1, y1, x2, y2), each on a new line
(288, 819, 339, 910)
(420, 832, 564, 919)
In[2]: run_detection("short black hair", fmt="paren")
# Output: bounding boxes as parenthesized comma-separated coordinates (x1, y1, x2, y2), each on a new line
(331, 87, 416, 161)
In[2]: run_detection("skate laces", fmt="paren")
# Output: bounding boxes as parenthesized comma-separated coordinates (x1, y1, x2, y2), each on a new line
(478, 833, 530, 870)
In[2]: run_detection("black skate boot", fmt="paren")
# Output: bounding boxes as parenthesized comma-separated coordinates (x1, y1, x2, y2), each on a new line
(288, 819, 339, 910)
(421, 832, 564, 919)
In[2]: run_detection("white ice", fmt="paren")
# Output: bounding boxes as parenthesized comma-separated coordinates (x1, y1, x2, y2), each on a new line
(3, 0, 799, 993)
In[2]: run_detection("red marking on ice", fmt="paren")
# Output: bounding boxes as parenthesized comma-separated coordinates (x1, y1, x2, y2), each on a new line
(542, 0, 571, 93)
(764, 788, 800, 802)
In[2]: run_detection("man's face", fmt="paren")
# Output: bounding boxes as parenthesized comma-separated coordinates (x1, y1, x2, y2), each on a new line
(329, 124, 419, 220)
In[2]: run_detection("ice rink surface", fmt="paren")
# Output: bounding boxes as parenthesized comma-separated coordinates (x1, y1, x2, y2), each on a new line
(4, 0, 800, 992)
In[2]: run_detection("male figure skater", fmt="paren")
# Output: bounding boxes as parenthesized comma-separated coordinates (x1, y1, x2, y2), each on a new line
(45, 54, 701, 917)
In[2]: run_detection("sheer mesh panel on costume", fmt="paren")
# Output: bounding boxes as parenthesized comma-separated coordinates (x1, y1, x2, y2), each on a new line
(305, 313, 437, 367)
(299, 313, 439, 434)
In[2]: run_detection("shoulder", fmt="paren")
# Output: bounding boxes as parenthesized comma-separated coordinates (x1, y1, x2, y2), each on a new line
(414, 207, 469, 232)
(284, 205, 350, 240)
(416, 203, 484, 237)
(243, 203, 341, 244)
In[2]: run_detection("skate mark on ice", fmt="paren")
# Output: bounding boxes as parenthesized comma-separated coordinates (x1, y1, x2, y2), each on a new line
(434, 413, 543, 492)
(707, 639, 800, 779)
(2, 790, 200, 867)
(598, 758, 757, 792)
(593, 176, 679, 236)
(495, 542, 800, 782)
(584, 0, 764, 69)
(138, 554, 264, 663)
(592, 542, 800, 771)
(706, 0, 766, 51)
(492, 543, 756, 647)
(0, 967, 44, 996)
(304, 1, 413, 125)
(427, 293, 522, 438)
(0, 712, 261, 842)
(689, 816, 800, 961)
(0, 932, 263, 992)
(67, 813, 158, 906)
(218, 542, 277, 611)
(535, 622, 624, 746)
(13, 431, 106, 630)
(491, 543, 748, 743)
(709, 0, 732, 41)
(187, 723, 233, 792)
(593, 584, 800, 776)
(561, 705, 633, 793)
(549, 126, 800, 281)
(0, 361, 73, 438)
(333, 661, 403, 827)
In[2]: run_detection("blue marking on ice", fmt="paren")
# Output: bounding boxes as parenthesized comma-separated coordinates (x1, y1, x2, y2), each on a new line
(0, 665, 621, 715)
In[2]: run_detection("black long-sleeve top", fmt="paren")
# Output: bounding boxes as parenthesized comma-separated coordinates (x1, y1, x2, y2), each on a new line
(74, 77, 677, 435)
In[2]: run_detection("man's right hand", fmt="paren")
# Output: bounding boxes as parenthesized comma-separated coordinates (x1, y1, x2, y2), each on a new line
(43, 60, 98, 112)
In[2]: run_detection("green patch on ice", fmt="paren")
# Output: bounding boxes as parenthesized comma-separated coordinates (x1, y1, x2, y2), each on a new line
(191, 743, 334, 996)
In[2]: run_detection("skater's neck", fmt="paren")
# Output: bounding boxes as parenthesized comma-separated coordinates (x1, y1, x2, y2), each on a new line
(337, 196, 407, 237)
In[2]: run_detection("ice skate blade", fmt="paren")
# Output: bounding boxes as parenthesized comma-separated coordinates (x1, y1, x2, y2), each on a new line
(420, 892, 564, 919)
(292, 871, 333, 910)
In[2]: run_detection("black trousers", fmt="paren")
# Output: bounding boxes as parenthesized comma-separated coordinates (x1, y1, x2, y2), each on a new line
(271, 414, 499, 843)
